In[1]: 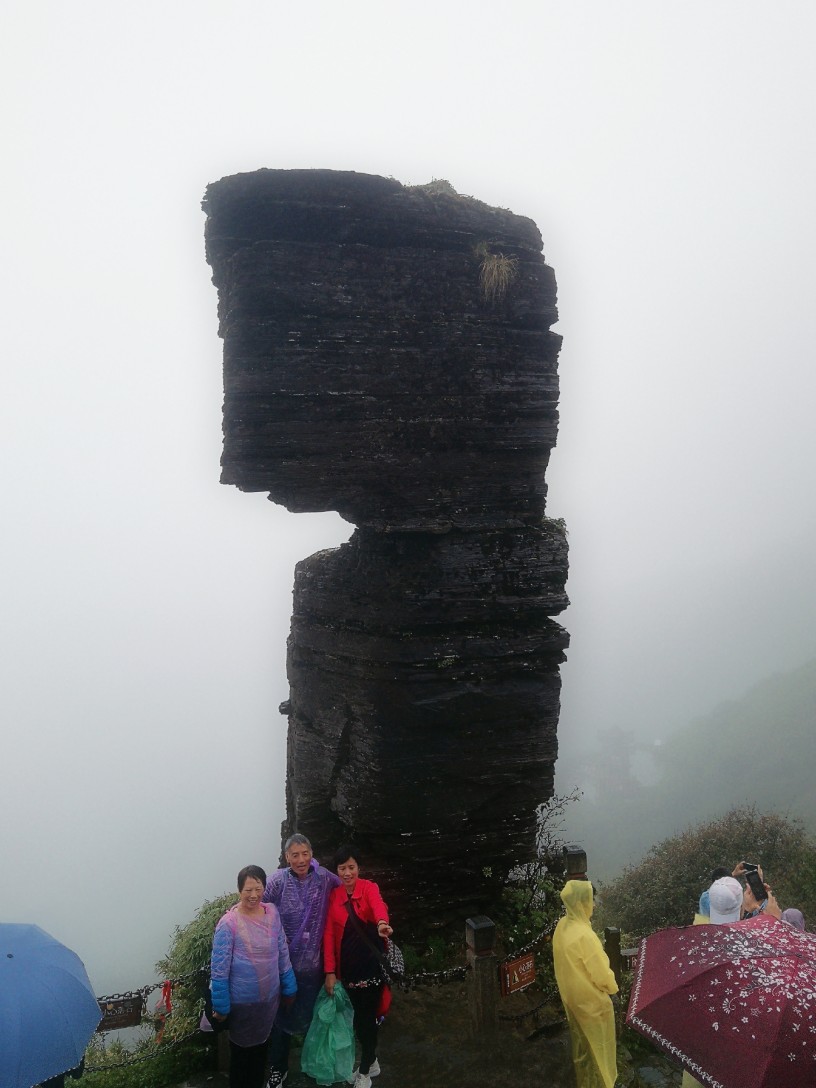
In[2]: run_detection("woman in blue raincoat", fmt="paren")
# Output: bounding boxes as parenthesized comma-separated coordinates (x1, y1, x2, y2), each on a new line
(553, 879, 618, 1088)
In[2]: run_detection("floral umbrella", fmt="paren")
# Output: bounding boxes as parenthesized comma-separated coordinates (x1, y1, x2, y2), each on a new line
(626, 914, 816, 1088)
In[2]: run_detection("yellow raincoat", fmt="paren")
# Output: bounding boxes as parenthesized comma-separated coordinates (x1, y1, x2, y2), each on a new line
(553, 880, 618, 1088)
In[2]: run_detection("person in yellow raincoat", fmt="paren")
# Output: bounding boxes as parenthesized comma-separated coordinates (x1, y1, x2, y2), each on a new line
(553, 879, 618, 1088)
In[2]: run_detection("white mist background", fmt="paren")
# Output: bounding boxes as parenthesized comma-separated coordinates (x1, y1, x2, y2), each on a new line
(2, 1, 815, 994)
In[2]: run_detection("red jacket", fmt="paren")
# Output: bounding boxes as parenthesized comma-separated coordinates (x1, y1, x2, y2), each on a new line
(322, 878, 390, 977)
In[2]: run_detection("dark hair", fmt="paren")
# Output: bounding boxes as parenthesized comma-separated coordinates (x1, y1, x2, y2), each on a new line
(332, 843, 360, 871)
(710, 866, 731, 883)
(237, 864, 267, 890)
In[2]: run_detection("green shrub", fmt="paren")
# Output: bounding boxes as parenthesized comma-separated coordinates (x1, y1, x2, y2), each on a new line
(155, 889, 238, 1038)
(82, 1032, 211, 1088)
(82, 890, 237, 1087)
(493, 790, 583, 1001)
(596, 806, 816, 942)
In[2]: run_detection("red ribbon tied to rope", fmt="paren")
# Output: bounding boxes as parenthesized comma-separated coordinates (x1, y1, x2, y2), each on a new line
(154, 979, 173, 1044)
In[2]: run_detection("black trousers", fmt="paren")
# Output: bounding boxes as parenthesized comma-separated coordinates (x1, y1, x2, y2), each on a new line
(229, 1036, 270, 1088)
(267, 1022, 291, 1075)
(348, 985, 381, 1075)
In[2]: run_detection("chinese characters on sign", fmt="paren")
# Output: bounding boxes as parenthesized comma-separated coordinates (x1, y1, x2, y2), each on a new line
(97, 995, 144, 1031)
(500, 952, 536, 996)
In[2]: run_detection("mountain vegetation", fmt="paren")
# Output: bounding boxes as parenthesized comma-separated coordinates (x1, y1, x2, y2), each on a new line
(570, 658, 816, 878)
(596, 806, 816, 940)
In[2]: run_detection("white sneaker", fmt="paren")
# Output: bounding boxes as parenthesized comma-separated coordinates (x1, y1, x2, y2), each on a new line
(353, 1074, 372, 1088)
(347, 1060, 380, 1084)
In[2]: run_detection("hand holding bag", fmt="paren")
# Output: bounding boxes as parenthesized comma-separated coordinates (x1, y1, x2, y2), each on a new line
(300, 981, 355, 1086)
(199, 990, 230, 1034)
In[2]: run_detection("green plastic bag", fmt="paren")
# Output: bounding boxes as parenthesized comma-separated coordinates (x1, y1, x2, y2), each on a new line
(300, 981, 355, 1086)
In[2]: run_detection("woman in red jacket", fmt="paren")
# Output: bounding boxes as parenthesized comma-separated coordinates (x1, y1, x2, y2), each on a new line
(323, 845, 393, 1088)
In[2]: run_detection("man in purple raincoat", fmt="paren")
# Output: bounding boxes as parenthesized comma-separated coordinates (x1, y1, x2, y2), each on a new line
(263, 834, 341, 1086)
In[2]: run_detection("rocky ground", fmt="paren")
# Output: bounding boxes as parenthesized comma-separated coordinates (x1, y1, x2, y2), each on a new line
(177, 981, 682, 1088)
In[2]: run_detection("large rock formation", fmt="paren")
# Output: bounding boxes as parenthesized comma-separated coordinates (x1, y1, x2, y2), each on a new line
(203, 170, 568, 928)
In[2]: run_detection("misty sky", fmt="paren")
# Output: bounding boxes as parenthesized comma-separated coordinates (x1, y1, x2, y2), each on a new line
(2, 2, 815, 996)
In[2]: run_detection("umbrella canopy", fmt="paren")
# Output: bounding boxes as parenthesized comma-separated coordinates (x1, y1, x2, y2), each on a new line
(0, 924, 101, 1088)
(626, 914, 816, 1088)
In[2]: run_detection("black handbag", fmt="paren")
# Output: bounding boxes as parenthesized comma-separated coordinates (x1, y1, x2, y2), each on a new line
(343, 900, 404, 983)
(202, 990, 230, 1033)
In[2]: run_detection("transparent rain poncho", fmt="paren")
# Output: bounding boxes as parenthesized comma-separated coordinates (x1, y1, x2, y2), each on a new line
(553, 879, 619, 1088)
(210, 903, 295, 1047)
(264, 861, 340, 1034)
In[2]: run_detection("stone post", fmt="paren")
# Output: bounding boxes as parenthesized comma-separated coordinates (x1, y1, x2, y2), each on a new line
(604, 926, 623, 1037)
(466, 915, 498, 1040)
(604, 926, 622, 987)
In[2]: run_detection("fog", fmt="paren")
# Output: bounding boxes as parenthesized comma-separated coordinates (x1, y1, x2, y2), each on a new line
(3, 2, 815, 997)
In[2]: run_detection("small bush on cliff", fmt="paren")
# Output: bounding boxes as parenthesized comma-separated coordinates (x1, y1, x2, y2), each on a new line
(596, 806, 816, 941)
(476, 242, 519, 302)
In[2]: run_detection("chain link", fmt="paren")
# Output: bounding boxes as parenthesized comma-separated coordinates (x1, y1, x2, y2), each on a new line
(498, 990, 560, 1023)
(501, 921, 556, 963)
(398, 923, 554, 988)
(96, 967, 208, 1008)
(400, 963, 470, 988)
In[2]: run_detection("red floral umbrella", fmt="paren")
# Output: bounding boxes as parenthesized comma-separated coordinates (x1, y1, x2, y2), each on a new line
(626, 915, 816, 1088)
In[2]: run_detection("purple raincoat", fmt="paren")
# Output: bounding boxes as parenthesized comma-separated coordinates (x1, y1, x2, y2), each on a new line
(264, 860, 340, 1034)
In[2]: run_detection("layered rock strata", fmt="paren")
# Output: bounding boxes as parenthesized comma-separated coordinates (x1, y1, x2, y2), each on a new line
(204, 170, 569, 927)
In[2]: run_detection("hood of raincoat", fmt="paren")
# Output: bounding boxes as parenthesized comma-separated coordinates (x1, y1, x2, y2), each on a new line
(560, 879, 594, 923)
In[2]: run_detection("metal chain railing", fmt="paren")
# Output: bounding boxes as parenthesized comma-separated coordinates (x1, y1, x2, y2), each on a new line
(497, 920, 560, 1023)
(498, 995, 559, 1022)
(84, 924, 559, 1071)
(95, 966, 207, 1007)
(400, 962, 471, 988)
(500, 919, 557, 961)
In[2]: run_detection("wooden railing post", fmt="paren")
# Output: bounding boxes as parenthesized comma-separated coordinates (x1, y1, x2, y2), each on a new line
(604, 926, 623, 1037)
(604, 926, 622, 988)
(465, 915, 498, 1039)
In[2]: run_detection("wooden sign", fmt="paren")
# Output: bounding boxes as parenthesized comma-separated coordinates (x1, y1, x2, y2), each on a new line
(621, 947, 639, 971)
(500, 951, 536, 996)
(97, 995, 144, 1031)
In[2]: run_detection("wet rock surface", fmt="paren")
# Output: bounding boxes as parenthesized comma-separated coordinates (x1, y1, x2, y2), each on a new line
(204, 170, 569, 928)
(203, 170, 560, 533)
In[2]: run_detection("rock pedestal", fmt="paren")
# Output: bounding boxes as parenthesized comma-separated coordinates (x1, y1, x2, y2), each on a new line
(204, 170, 569, 928)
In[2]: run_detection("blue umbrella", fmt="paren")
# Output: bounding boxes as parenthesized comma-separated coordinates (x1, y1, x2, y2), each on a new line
(0, 924, 101, 1088)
